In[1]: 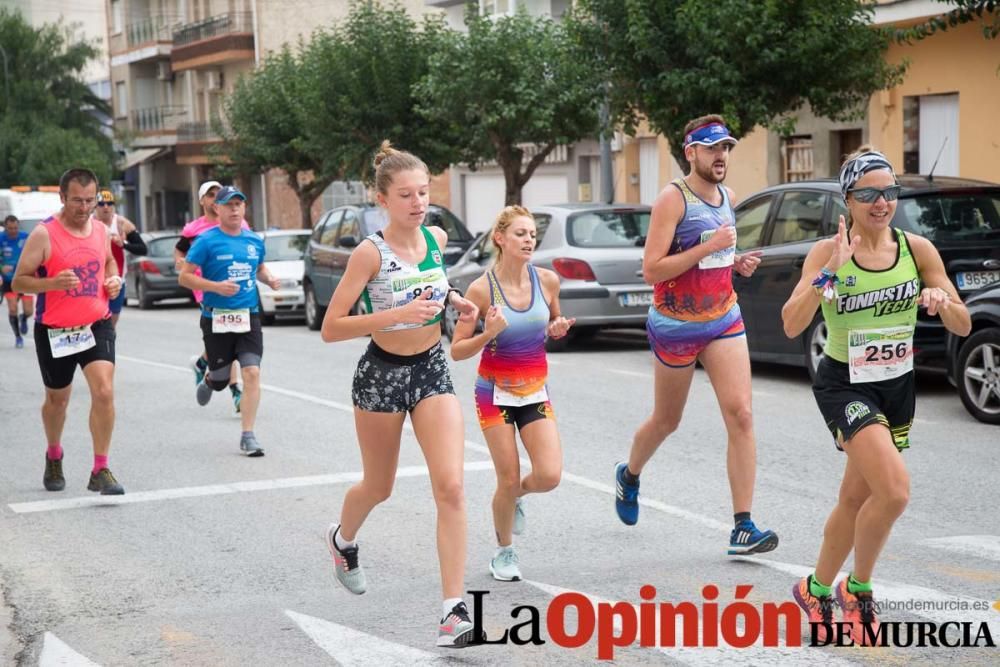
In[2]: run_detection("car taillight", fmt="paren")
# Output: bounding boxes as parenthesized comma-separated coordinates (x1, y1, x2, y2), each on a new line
(139, 260, 160, 274)
(552, 258, 596, 281)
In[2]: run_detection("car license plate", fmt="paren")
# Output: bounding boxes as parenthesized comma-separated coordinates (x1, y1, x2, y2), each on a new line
(619, 292, 653, 307)
(955, 270, 1000, 291)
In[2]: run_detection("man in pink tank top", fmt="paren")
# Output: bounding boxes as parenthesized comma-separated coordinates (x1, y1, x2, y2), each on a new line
(12, 168, 126, 495)
(173, 180, 250, 411)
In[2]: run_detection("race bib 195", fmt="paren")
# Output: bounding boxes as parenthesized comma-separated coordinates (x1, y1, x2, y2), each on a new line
(212, 308, 251, 333)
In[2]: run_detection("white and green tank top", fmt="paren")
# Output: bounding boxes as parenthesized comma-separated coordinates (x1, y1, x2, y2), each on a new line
(363, 226, 450, 332)
(821, 227, 920, 371)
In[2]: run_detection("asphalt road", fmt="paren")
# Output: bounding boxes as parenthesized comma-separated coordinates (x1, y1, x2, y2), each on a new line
(1, 303, 997, 666)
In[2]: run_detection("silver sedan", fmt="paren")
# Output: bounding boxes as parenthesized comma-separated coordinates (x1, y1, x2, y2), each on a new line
(445, 203, 652, 350)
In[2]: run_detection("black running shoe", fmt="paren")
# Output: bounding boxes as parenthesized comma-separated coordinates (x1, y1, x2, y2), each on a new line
(43, 455, 65, 492)
(87, 468, 125, 495)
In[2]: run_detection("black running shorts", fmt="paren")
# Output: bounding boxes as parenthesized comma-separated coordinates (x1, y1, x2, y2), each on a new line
(812, 356, 915, 451)
(352, 341, 455, 413)
(34, 318, 116, 389)
(199, 312, 264, 369)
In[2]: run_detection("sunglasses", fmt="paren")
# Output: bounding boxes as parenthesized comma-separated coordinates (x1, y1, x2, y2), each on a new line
(96, 202, 115, 207)
(848, 185, 901, 204)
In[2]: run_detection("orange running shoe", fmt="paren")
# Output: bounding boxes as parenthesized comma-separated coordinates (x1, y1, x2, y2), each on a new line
(836, 578, 880, 646)
(792, 575, 837, 643)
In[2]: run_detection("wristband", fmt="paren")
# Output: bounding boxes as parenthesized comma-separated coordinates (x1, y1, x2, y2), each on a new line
(811, 267, 839, 303)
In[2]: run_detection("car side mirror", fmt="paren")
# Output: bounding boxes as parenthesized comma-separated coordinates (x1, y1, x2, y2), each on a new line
(338, 235, 358, 248)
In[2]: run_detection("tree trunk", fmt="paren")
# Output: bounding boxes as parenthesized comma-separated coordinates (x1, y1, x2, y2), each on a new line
(497, 142, 558, 206)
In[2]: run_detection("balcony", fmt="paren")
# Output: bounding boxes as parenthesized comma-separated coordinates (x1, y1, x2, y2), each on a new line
(110, 15, 178, 66)
(176, 121, 224, 165)
(171, 13, 255, 72)
(128, 106, 188, 145)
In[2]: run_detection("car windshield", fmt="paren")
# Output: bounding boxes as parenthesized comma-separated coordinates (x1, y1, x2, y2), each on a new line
(264, 234, 309, 261)
(361, 209, 390, 235)
(425, 207, 473, 242)
(148, 237, 179, 257)
(363, 207, 471, 242)
(894, 192, 1000, 242)
(567, 210, 650, 247)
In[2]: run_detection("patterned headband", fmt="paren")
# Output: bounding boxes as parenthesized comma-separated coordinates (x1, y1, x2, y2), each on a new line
(838, 151, 895, 197)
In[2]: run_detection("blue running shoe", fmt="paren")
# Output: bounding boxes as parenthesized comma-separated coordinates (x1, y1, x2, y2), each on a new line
(15, 336, 23, 349)
(728, 520, 779, 555)
(189, 355, 207, 385)
(614, 461, 639, 526)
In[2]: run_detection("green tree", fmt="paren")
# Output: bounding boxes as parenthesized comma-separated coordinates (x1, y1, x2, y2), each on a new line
(218, 45, 330, 229)
(894, 1, 998, 42)
(301, 1, 457, 183)
(219, 1, 457, 228)
(0, 8, 114, 186)
(573, 0, 906, 173)
(416, 8, 606, 205)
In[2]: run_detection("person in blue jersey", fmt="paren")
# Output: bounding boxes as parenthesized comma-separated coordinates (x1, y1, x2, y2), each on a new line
(1, 215, 34, 348)
(179, 186, 280, 457)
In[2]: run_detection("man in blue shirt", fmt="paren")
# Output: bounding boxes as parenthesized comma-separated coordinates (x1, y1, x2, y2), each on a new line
(1, 215, 33, 348)
(180, 187, 279, 456)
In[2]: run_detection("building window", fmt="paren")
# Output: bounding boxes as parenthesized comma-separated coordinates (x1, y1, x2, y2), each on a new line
(111, 0, 123, 35)
(321, 181, 366, 211)
(902, 93, 959, 176)
(115, 81, 128, 118)
(481, 0, 514, 16)
(781, 135, 814, 182)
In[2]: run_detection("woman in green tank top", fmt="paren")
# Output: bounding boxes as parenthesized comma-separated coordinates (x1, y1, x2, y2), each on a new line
(781, 147, 971, 643)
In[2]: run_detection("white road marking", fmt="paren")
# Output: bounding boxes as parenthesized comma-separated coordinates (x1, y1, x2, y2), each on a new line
(7, 462, 495, 515)
(922, 535, 1000, 562)
(740, 557, 1000, 630)
(525, 580, 857, 665)
(912, 417, 937, 425)
(609, 369, 651, 379)
(286, 610, 442, 666)
(39, 632, 101, 667)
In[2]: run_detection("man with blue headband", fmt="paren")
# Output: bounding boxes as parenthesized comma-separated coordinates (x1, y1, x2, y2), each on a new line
(614, 114, 779, 557)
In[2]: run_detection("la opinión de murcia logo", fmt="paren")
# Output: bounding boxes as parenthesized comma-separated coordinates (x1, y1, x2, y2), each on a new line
(466, 585, 997, 659)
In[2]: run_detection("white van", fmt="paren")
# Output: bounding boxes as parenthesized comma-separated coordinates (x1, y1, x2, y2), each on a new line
(0, 189, 63, 234)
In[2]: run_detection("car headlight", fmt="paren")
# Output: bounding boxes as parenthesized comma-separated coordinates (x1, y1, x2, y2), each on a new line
(280, 278, 300, 289)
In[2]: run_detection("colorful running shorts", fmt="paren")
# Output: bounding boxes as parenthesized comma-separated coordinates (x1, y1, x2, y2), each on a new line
(646, 302, 745, 367)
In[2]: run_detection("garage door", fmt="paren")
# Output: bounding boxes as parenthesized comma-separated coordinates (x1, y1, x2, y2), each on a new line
(463, 172, 570, 234)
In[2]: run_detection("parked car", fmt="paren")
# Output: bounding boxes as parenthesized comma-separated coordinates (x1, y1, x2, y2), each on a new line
(257, 229, 310, 324)
(303, 204, 475, 330)
(126, 232, 192, 309)
(946, 283, 1000, 424)
(731, 175, 1000, 378)
(444, 203, 652, 350)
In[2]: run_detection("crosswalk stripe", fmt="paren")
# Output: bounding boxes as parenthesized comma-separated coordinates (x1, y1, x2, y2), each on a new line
(39, 632, 100, 667)
(922, 535, 1000, 563)
(286, 610, 443, 666)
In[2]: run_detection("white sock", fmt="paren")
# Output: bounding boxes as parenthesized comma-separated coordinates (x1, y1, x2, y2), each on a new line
(334, 528, 356, 552)
(495, 544, 512, 557)
(442, 597, 462, 619)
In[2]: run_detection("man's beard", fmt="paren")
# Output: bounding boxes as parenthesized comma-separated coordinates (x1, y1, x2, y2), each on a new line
(693, 161, 726, 184)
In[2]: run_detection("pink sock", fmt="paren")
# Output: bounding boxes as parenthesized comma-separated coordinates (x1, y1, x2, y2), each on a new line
(47, 443, 63, 461)
(92, 455, 108, 474)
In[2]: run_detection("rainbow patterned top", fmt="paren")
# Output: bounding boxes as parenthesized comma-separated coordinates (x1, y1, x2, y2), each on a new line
(653, 178, 738, 322)
(475, 265, 550, 396)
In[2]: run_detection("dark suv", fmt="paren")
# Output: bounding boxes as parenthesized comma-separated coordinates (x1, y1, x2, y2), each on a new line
(303, 203, 475, 330)
(732, 175, 1000, 377)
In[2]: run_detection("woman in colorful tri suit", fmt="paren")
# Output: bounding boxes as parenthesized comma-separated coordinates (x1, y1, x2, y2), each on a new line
(319, 141, 481, 648)
(781, 147, 970, 642)
(450, 206, 574, 583)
